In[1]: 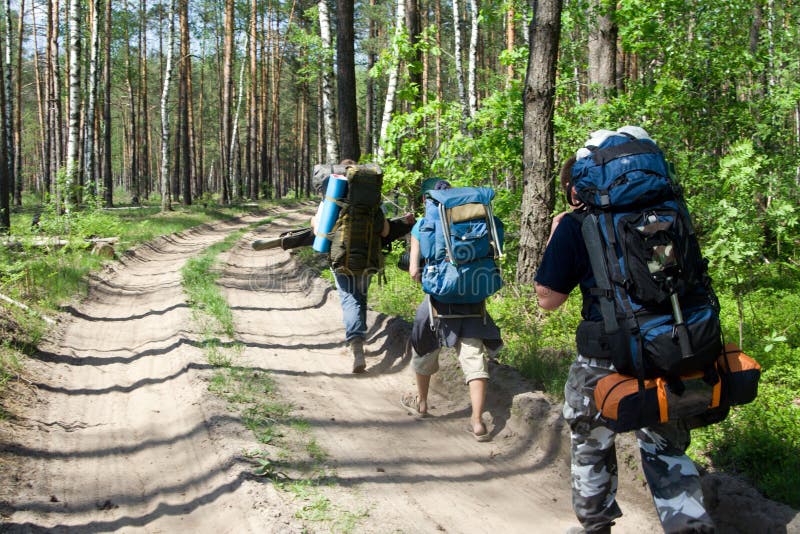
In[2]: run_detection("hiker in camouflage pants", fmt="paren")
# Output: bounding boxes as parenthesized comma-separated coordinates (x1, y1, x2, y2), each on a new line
(534, 129, 716, 533)
(564, 355, 714, 533)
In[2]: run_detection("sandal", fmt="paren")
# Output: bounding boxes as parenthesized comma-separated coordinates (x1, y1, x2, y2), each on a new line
(400, 393, 429, 418)
(468, 424, 491, 442)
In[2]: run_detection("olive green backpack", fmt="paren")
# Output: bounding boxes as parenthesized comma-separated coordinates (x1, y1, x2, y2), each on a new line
(329, 164, 385, 275)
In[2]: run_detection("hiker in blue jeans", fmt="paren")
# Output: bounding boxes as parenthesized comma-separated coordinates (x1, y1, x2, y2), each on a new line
(311, 159, 414, 373)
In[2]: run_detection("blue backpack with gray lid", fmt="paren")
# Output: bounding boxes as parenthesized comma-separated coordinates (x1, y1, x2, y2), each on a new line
(418, 187, 504, 304)
(569, 130, 722, 389)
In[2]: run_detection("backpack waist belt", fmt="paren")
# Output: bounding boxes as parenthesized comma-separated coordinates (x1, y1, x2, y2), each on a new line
(575, 320, 629, 360)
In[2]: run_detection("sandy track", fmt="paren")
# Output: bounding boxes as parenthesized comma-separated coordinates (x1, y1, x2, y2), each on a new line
(1, 208, 303, 533)
(2, 205, 795, 533)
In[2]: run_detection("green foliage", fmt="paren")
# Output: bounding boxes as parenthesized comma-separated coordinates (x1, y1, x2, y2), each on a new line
(486, 285, 577, 394)
(368, 249, 423, 321)
(703, 140, 766, 288)
(691, 382, 800, 507)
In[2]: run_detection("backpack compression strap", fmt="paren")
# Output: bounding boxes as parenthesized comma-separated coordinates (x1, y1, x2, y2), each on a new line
(591, 139, 662, 166)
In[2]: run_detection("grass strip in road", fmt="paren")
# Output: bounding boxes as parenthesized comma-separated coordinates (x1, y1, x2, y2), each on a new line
(180, 219, 366, 532)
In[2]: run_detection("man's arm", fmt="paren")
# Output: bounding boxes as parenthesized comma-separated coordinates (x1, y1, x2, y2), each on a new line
(535, 283, 569, 310)
(535, 210, 573, 310)
(409, 236, 422, 283)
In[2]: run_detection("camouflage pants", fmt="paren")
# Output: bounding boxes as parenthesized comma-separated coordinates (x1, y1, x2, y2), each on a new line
(563, 355, 715, 533)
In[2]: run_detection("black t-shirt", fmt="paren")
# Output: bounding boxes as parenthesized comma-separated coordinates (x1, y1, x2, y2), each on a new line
(533, 213, 600, 321)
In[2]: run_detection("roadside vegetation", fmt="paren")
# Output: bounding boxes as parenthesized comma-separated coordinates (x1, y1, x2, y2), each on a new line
(0, 195, 256, 415)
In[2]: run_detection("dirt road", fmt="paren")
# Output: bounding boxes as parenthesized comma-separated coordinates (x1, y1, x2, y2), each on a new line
(1, 206, 797, 533)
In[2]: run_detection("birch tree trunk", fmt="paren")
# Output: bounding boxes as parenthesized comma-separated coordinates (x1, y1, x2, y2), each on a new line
(231, 32, 248, 200)
(221, 0, 234, 203)
(517, 0, 562, 284)
(452, 0, 467, 112)
(159, 0, 176, 212)
(65, 0, 81, 214)
(32, 5, 48, 194)
(85, 0, 100, 200)
(3, 0, 13, 204)
(467, 0, 479, 117)
(318, 0, 337, 163)
(0, 41, 7, 231)
(376, 0, 406, 160)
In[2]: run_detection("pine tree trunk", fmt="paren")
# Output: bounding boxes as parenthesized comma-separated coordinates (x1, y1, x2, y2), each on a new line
(364, 0, 376, 156)
(85, 0, 100, 200)
(139, 0, 151, 200)
(517, 0, 562, 285)
(0, 39, 7, 231)
(179, 0, 191, 204)
(336, 0, 360, 161)
(248, 0, 259, 199)
(12, 0, 23, 206)
(102, 0, 113, 206)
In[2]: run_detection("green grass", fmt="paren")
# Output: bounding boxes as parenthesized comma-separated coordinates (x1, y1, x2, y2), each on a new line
(178, 215, 365, 531)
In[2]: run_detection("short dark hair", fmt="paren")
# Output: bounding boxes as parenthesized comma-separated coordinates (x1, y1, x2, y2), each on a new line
(560, 155, 579, 206)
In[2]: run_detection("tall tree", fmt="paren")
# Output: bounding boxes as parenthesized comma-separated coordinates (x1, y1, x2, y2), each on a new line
(85, 0, 100, 200)
(11, 0, 21, 206)
(231, 32, 248, 199)
(0, 19, 7, 231)
(247, 0, 259, 199)
(2, 0, 12, 210)
(336, 0, 360, 161)
(452, 0, 467, 111)
(139, 0, 151, 199)
(221, 0, 234, 203)
(364, 0, 377, 155)
(517, 0, 562, 284)
(102, 0, 112, 206)
(179, 0, 191, 204)
(377, 0, 405, 160)
(587, 0, 616, 103)
(467, 0, 479, 116)
(65, 0, 81, 213)
(159, 0, 176, 212)
(318, 0, 337, 163)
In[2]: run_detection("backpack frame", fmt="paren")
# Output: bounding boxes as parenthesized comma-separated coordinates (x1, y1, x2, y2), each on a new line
(418, 187, 504, 304)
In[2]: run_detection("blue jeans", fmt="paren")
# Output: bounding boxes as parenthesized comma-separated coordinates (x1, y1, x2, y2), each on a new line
(333, 272, 372, 342)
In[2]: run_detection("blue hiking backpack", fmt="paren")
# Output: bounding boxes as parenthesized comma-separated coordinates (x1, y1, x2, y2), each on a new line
(569, 132, 722, 388)
(418, 187, 504, 304)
